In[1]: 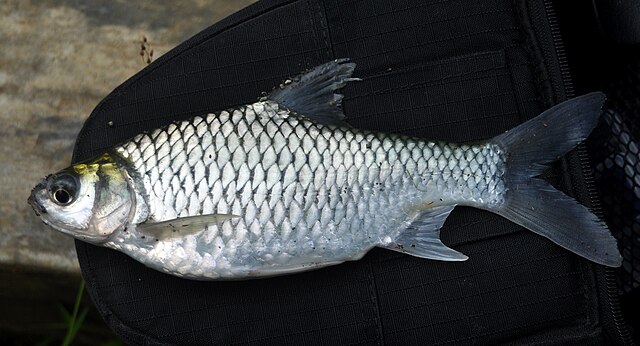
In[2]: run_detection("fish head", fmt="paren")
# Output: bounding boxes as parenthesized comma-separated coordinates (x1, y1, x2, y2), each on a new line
(28, 153, 134, 244)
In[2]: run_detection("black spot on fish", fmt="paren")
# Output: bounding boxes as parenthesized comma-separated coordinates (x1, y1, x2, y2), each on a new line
(141, 236, 146, 239)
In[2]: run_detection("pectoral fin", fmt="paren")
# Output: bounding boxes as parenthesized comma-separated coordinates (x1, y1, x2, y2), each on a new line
(137, 214, 238, 240)
(381, 205, 468, 261)
(247, 260, 345, 278)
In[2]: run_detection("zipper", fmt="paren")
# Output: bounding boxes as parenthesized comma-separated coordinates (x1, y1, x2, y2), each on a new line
(541, 0, 634, 345)
(542, 0, 574, 99)
(576, 146, 634, 345)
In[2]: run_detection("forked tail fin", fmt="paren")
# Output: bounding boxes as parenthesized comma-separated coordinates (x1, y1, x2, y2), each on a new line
(489, 92, 622, 267)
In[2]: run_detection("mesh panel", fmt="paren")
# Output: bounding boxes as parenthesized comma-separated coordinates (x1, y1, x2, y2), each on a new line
(590, 109, 640, 293)
(587, 58, 640, 294)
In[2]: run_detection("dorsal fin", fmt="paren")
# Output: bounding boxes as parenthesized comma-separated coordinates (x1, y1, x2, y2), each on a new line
(267, 59, 360, 127)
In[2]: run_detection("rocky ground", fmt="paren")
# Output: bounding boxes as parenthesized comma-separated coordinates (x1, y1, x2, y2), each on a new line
(0, 0, 253, 343)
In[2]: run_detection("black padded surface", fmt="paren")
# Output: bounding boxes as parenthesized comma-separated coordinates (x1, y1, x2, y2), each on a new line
(73, 0, 620, 344)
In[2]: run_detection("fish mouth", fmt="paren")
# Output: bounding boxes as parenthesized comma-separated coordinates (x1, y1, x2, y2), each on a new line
(28, 177, 50, 216)
(27, 194, 47, 216)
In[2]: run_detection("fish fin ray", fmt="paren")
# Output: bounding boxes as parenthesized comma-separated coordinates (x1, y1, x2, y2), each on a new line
(137, 214, 239, 240)
(493, 92, 605, 177)
(247, 261, 344, 278)
(489, 179, 621, 266)
(489, 92, 622, 267)
(267, 58, 359, 127)
(381, 205, 468, 261)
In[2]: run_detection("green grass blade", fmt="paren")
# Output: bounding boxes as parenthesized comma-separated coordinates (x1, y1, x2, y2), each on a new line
(66, 306, 89, 344)
(62, 279, 85, 346)
(57, 303, 71, 323)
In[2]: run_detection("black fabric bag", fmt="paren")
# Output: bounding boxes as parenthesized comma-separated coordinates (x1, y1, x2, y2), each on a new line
(73, 0, 636, 344)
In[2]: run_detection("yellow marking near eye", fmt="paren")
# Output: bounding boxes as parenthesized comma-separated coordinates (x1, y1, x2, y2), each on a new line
(72, 163, 97, 175)
(72, 153, 118, 175)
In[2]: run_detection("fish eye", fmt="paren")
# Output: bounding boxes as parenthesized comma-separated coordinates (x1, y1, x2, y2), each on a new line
(49, 174, 79, 206)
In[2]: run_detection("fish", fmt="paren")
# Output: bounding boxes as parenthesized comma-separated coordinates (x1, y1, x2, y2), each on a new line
(28, 59, 622, 280)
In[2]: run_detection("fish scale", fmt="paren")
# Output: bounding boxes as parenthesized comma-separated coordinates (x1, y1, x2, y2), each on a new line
(111, 99, 504, 279)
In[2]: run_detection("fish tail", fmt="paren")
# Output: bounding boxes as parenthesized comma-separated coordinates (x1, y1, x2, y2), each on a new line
(489, 92, 622, 267)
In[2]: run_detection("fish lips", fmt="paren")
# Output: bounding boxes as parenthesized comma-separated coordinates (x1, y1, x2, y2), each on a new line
(28, 178, 50, 216)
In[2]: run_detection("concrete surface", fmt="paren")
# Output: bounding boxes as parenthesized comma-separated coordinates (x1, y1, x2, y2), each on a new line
(0, 0, 253, 342)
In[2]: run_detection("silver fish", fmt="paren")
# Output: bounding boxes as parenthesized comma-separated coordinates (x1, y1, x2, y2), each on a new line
(28, 59, 622, 280)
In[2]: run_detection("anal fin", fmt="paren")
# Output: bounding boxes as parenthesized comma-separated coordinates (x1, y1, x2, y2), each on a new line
(381, 205, 468, 261)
